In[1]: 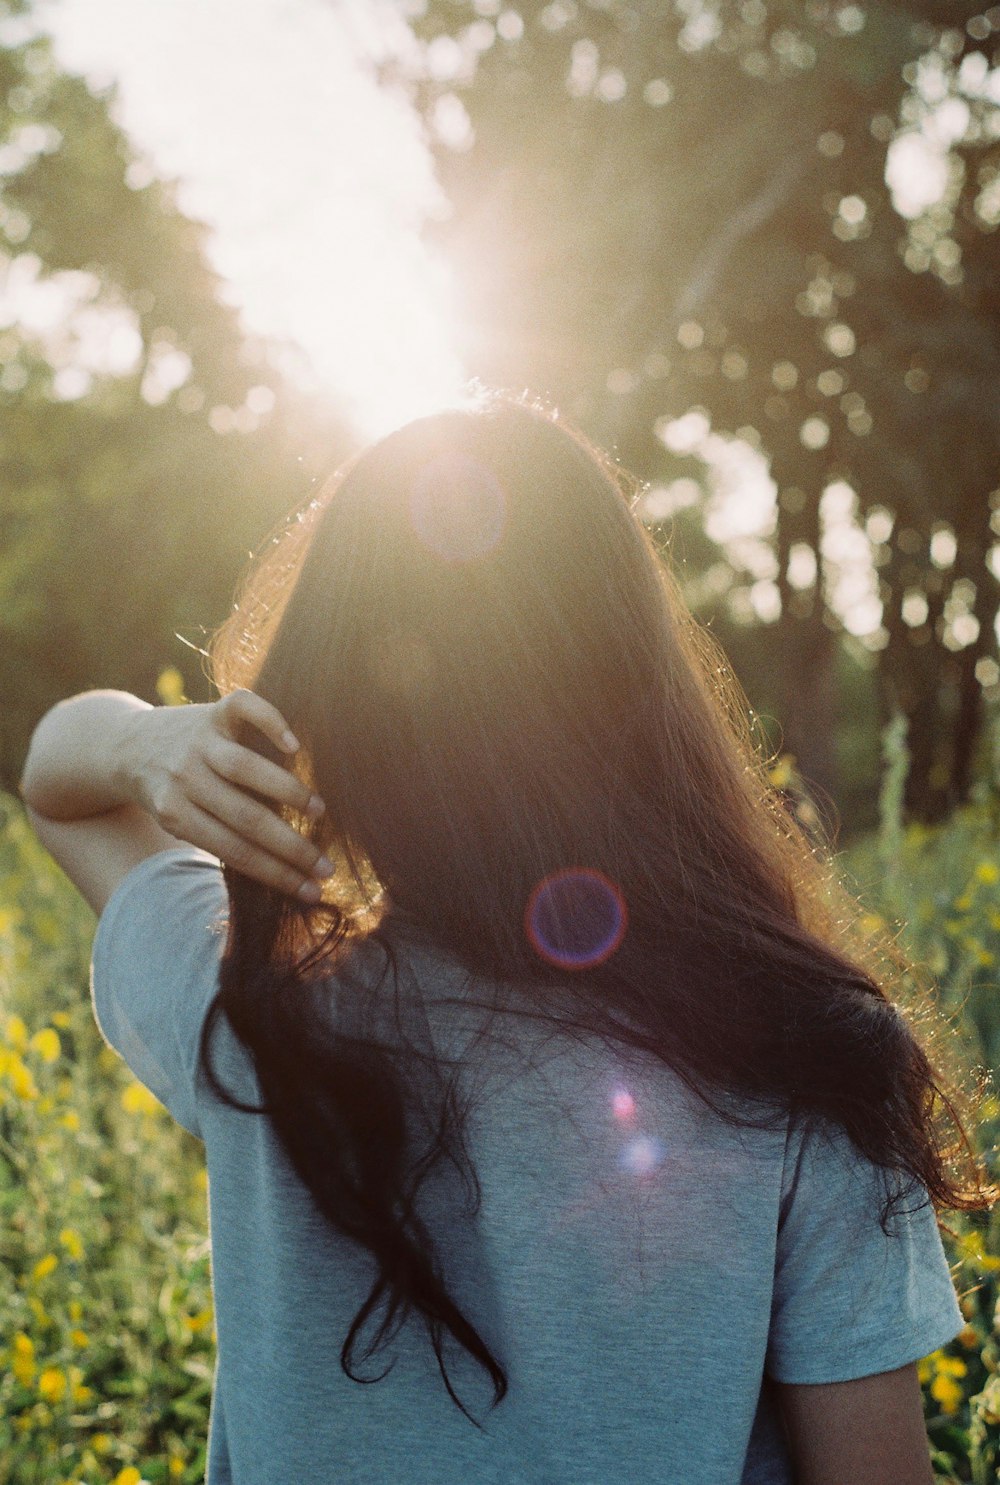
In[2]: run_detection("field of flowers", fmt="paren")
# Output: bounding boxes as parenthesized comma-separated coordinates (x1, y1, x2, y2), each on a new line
(2, 773, 1000, 1482)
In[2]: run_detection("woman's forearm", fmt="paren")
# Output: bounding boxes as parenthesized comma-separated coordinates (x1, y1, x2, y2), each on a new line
(19, 690, 152, 821)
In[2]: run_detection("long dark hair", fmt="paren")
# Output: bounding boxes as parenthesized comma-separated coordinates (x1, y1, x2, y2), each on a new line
(198, 390, 991, 1423)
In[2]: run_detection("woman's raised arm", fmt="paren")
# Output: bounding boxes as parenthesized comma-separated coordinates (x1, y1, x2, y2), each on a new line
(19, 688, 332, 913)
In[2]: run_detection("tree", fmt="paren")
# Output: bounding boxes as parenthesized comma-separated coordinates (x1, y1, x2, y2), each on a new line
(0, 0, 352, 785)
(392, 0, 1000, 822)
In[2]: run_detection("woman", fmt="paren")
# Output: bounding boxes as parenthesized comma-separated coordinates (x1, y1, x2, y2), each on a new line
(20, 391, 990, 1484)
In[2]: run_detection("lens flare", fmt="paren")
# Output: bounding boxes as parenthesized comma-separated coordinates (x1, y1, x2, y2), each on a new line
(618, 1135, 665, 1177)
(524, 868, 628, 970)
(408, 452, 506, 563)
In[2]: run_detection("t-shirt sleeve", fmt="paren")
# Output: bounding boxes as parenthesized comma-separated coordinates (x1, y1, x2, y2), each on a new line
(766, 1115, 963, 1384)
(90, 846, 230, 1141)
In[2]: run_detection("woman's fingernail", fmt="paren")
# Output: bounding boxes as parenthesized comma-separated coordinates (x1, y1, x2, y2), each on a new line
(305, 795, 325, 822)
(282, 729, 300, 753)
(298, 880, 322, 903)
(313, 855, 334, 879)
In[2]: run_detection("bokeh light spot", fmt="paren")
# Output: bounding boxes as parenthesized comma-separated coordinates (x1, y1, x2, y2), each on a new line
(409, 452, 506, 563)
(524, 868, 628, 970)
(611, 1087, 637, 1123)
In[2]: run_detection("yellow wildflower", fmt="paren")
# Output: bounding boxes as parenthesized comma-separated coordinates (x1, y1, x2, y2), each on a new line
(27, 1296, 50, 1328)
(38, 1367, 67, 1403)
(91, 1433, 112, 1453)
(6, 1014, 27, 1050)
(60, 1228, 83, 1261)
(767, 755, 794, 789)
(156, 666, 188, 706)
(182, 1307, 213, 1333)
(979, 950, 997, 967)
(30, 1027, 60, 1063)
(32, 1253, 58, 1281)
(52, 1011, 71, 1029)
(59, 1110, 80, 1132)
(12, 1331, 36, 1384)
(72, 1381, 93, 1405)
(930, 1372, 963, 1413)
(121, 1081, 161, 1116)
(69, 1328, 89, 1349)
(169, 1459, 185, 1478)
(113, 1468, 144, 1485)
(976, 862, 1000, 885)
(936, 1355, 967, 1378)
(98, 1046, 118, 1073)
(38, 1094, 54, 1114)
(7, 1053, 37, 1100)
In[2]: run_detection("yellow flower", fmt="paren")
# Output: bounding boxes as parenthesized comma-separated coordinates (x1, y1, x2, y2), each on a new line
(27, 1296, 50, 1328)
(72, 1381, 93, 1405)
(69, 1329, 89, 1349)
(169, 1458, 185, 1478)
(121, 1081, 161, 1116)
(7, 1053, 38, 1100)
(768, 755, 794, 789)
(182, 1307, 214, 1333)
(156, 666, 188, 706)
(113, 1468, 144, 1485)
(38, 1367, 67, 1403)
(30, 1027, 61, 1063)
(60, 1228, 83, 1261)
(976, 862, 1000, 885)
(68, 1300, 83, 1323)
(52, 1011, 71, 1029)
(12, 1331, 36, 1385)
(930, 1372, 964, 1413)
(6, 1014, 27, 1050)
(979, 950, 997, 967)
(59, 1110, 80, 1132)
(195, 1167, 208, 1193)
(91, 1433, 112, 1453)
(936, 1355, 968, 1378)
(32, 1253, 58, 1281)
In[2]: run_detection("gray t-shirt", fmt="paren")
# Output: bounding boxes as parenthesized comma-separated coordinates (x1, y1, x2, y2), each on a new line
(91, 847, 963, 1484)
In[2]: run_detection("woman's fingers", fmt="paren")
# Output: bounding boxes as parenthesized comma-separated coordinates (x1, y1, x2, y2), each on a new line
(170, 799, 330, 901)
(207, 735, 323, 820)
(217, 688, 300, 756)
(183, 764, 333, 887)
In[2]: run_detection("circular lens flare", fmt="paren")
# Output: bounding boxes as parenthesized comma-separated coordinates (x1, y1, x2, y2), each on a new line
(409, 452, 506, 563)
(524, 868, 628, 970)
(618, 1135, 665, 1177)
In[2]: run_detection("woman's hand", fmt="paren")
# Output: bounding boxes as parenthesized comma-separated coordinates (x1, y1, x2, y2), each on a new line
(124, 689, 333, 902)
(21, 688, 333, 905)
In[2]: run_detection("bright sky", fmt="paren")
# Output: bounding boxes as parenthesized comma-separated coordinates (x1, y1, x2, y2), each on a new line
(38, 0, 467, 437)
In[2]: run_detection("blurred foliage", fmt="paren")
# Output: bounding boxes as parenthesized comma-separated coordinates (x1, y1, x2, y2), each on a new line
(0, 795, 212, 1483)
(0, 0, 352, 788)
(396, 0, 1000, 825)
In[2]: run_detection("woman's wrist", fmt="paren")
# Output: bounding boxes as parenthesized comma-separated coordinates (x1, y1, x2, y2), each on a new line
(20, 690, 155, 821)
